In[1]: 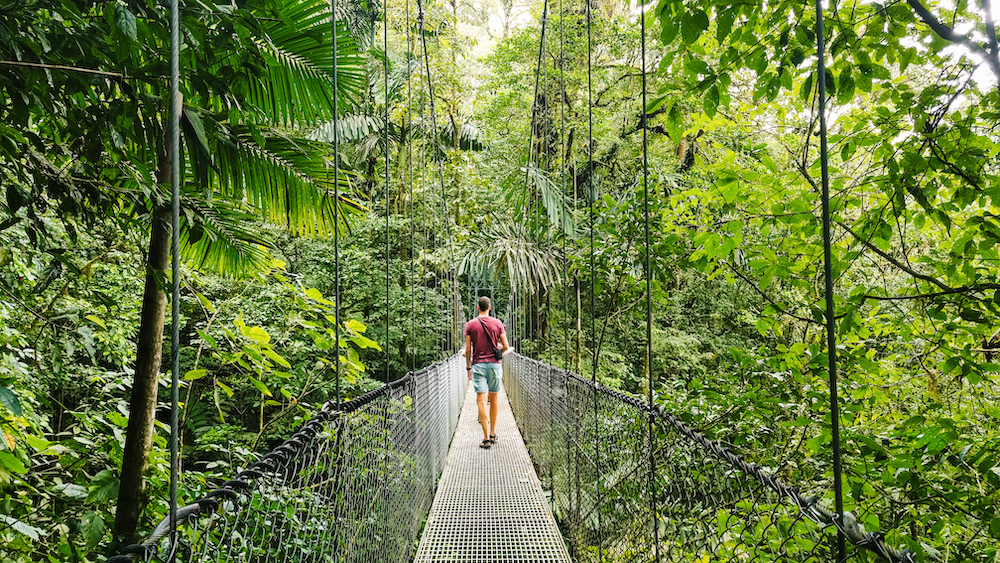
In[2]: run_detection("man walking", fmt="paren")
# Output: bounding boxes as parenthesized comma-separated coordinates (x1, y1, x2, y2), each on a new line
(464, 296, 510, 449)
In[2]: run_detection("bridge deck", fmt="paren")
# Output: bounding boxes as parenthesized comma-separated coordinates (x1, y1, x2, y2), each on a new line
(414, 383, 571, 563)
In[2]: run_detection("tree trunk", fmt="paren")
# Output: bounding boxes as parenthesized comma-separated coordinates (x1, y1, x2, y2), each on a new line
(114, 162, 172, 545)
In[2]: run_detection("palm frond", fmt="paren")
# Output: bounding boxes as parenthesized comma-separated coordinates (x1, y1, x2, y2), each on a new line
(458, 222, 563, 295)
(180, 195, 275, 276)
(335, 0, 381, 48)
(309, 114, 385, 143)
(439, 121, 485, 151)
(369, 52, 421, 106)
(501, 163, 575, 237)
(243, 0, 367, 126)
(208, 125, 366, 239)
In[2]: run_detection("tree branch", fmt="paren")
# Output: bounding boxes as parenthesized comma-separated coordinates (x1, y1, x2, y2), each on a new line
(0, 60, 124, 78)
(835, 219, 953, 291)
(861, 284, 1000, 301)
(725, 261, 819, 325)
(906, 0, 1000, 82)
(984, 0, 1000, 93)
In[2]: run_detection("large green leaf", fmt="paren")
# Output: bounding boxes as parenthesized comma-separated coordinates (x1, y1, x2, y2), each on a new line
(0, 386, 21, 416)
(502, 163, 575, 238)
(242, 3, 367, 126)
(458, 222, 563, 294)
(310, 114, 384, 143)
(0, 514, 43, 541)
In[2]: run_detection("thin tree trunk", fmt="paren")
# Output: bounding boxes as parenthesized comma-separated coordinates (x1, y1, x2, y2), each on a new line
(113, 152, 172, 544)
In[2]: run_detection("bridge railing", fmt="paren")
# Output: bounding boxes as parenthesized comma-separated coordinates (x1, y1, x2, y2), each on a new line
(105, 353, 466, 563)
(505, 352, 914, 563)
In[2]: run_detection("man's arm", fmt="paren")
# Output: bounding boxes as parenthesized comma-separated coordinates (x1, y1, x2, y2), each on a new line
(499, 333, 512, 356)
(464, 335, 473, 379)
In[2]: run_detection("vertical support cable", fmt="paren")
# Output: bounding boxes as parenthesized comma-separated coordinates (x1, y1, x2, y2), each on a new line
(814, 2, 846, 561)
(405, 0, 417, 376)
(639, 4, 659, 560)
(382, 5, 393, 555)
(416, 0, 455, 356)
(403, 2, 419, 544)
(559, 0, 568, 370)
(522, 0, 549, 354)
(585, 0, 602, 559)
(330, 0, 344, 549)
(384, 0, 391, 387)
(586, 0, 596, 379)
(167, 0, 181, 557)
(420, 93, 428, 356)
(332, 0, 342, 407)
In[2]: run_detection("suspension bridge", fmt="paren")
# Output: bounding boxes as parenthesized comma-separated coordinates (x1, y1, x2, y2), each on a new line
(95, 0, 948, 558)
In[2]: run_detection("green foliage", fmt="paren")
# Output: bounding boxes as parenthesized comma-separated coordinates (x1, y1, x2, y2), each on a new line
(1, 0, 998, 557)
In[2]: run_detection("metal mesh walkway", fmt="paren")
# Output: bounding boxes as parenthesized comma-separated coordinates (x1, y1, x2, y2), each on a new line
(414, 383, 572, 563)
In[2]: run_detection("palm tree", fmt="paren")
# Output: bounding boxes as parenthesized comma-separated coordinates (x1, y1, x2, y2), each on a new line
(110, 0, 369, 542)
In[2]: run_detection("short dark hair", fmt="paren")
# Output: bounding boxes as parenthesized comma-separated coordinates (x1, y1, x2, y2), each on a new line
(478, 296, 491, 312)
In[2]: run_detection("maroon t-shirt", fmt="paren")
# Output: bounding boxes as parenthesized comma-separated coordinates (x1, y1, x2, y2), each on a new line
(464, 315, 505, 364)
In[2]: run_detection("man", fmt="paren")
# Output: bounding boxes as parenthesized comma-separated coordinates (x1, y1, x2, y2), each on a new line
(464, 296, 510, 449)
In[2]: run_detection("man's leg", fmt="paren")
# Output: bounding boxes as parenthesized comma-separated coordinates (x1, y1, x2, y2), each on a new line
(488, 391, 499, 437)
(477, 392, 490, 441)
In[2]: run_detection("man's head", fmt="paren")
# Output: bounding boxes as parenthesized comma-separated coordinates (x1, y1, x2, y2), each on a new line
(478, 296, 491, 313)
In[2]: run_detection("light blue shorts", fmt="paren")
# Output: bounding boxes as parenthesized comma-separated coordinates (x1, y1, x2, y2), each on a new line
(471, 363, 503, 393)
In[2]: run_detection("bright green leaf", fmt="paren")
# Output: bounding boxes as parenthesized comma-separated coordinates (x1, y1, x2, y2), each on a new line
(0, 514, 43, 540)
(681, 9, 709, 44)
(184, 369, 209, 381)
(81, 511, 104, 548)
(87, 469, 119, 503)
(244, 326, 271, 344)
(248, 376, 272, 397)
(0, 386, 22, 416)
(0, 451, 26, 473)
(114, 4, 137, 42)
(263, 348, 291, 368)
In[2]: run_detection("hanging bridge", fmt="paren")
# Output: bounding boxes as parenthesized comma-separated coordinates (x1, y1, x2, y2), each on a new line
(103, 352, 914, 563)
(92, 0, 951, 557)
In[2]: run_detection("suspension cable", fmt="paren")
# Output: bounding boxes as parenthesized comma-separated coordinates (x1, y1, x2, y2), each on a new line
(330, 0, 345, 540)
(420, 81, 428, 358)
(638, 3, 659, 560)
(559, 0, 567, 371)
(167, 0, 181, 556)
(406, 0, 415, 375)
(384, 0, 391, 387)
(381, 7, 393, 551)
(585, 0, 602, 559)
(331, 0, 342, 407)
(528, 0, 549, 231)
(415, 0, 455, 356)
(814, 1, 846, 561)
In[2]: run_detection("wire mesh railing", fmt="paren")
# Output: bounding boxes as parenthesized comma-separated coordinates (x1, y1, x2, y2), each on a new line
(505, 352, 916, 563)
(104, 353, 466, 563)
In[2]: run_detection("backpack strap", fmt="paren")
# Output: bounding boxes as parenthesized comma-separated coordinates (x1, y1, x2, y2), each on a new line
(477, 317, 497, 348)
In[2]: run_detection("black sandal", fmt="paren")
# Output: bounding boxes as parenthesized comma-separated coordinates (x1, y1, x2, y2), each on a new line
(489, 434, 497, 444)
(479, 439, 492, 449)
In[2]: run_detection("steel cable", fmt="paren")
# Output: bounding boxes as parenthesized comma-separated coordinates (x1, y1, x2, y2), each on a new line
(813, 1, 847, 560)
(167, 0, 182, 557)
(102, 355, 467, 563)
(505, 352, 917, 563)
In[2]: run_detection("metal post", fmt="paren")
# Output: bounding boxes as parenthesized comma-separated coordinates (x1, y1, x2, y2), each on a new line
(814, 1, 846, 560)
